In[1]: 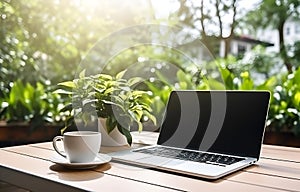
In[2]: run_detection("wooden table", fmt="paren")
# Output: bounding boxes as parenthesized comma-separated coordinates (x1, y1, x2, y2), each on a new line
(0, 131, 299, 192)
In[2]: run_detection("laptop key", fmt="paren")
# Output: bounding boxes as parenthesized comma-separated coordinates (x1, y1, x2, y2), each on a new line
(134, 147, 245, 167)
(176, 151, 189, 160)
(217, 156, 245, 165)
(187, 152, 200, 161)
(200, 153, 211, 162)
(192, 153, 201, 160)
(209, 155, 220, 162)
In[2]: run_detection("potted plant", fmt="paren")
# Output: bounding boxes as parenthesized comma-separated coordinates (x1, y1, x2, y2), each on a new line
(55, 70, 156, 146)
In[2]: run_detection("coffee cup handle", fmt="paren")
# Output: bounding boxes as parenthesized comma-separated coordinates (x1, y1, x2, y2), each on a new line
(52, 136, 67, 158)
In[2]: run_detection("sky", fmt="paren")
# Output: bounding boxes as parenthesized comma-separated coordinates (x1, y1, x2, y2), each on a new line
(151, 0, 261, 19)
(150, 0, 261, 37)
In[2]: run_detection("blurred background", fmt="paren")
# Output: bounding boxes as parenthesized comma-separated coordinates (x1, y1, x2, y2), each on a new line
(1, 0, 300, 147)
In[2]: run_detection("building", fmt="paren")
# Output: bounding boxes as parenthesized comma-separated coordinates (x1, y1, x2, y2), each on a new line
(177, 35, 274, 63)
(220, 36, 274, 58)
(256, 18, 300, 53)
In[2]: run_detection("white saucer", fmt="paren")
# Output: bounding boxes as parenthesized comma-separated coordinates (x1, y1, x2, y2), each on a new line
(50, 154, 112, 169)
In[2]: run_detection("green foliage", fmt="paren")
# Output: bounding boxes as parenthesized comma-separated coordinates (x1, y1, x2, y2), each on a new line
(2, 0, 160, 133)
(245, 0, 300, 30)
(144, 53, 300, 136)
(0, 0, 152, 97)
(243, 0, 300, 72)
(210, 54, 299, 135)
(268, 68, 300, 135)
(216, 65, 300, 136)
(212, 55, 300, 135)
(0, 0, 155, 133)
(0, 80, 65, 129)
(2, 0, 300, 140)
(56, 70, 156, 145)
(239, 46, 281, 79)
(287, 41, 300, 68)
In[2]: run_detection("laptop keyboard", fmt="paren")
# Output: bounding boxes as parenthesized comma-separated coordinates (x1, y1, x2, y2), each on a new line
(133, 146, 245, 167)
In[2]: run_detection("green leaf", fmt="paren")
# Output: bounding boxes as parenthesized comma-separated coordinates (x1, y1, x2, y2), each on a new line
(93, 85, 106, 93)
(131, 90, 147, 96)
(61, 116, 75, 134)
(106, 116, 117, 133)
(203, 77, 226, 90)
(140, 104, 152, 112)
(58, 81, 76, 88)
(104, 87, 115, 94)
(116, 70, 127, 80)
(280, 101, 288, 109)
(79, 70, 86, 78)
(294, 92, 300, 106)
(98, 74, 113, 81)
(219, 67, 234, 89)
(128, 109, 141, 122)
(294, 68, 300, 84)
(111, 95, 124, 105)
(53, 89, 73, 95)
(117, 124, 132, 145)
(102, 99, 122, 109)
(143, 110, 157, 125)
(155, 70, 174, 87)
(240, 72, 254, 90)
(128, 77, 144, 86)
(176, 70, 195, 89)
(257, 76, 277, 90)
(137, 121, 143, 132)
(60, 103, 73, 112)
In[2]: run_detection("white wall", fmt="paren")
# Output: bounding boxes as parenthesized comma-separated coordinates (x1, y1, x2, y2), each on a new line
(256, 18, 300, 53)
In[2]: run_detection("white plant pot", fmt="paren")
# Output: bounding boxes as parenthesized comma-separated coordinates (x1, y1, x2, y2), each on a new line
(98, 118, 128, 147)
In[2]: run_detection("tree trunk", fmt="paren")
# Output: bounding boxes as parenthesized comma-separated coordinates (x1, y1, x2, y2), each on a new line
(223, 37, 232, 59)
(201, 34, 215, 57)
(278, 22, 293, 73)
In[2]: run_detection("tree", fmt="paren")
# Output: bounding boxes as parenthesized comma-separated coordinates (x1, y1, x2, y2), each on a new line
(173, 0, 243, 58)
(0, 0, 152, 90)
(287, 41, 300, 69)
(244, 0, 300, 73)
(0, 0, 155, 125)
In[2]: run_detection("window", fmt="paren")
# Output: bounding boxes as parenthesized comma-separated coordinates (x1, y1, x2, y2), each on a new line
(286, 27, 290, 35)
(238, 44, 246, 55)
(295, 25, 300, 34)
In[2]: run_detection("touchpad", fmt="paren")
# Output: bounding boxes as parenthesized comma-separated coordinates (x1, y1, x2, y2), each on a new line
(137, 156, 180, 167)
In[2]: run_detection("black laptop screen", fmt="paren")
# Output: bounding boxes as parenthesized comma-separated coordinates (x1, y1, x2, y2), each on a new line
(157, 91, 270, 158)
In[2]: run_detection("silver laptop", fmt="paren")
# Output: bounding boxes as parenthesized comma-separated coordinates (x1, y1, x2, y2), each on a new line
(109, 90, 270, 179)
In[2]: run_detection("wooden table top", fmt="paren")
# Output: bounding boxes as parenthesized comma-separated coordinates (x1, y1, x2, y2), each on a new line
(0, 131, 299, 192)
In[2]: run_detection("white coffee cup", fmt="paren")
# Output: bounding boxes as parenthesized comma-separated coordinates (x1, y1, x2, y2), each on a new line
(52, 131, 101, 163)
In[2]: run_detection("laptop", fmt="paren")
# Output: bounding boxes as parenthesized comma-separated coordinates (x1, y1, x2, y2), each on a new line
(109, 90, 270, 179)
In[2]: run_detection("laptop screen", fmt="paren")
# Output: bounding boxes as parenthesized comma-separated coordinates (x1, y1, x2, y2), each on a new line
(157, 90, 270, 158)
